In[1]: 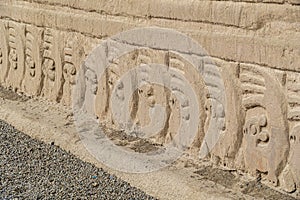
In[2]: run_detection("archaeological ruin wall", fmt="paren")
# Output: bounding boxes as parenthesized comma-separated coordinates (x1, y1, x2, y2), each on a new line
(0, 0, 300, 195)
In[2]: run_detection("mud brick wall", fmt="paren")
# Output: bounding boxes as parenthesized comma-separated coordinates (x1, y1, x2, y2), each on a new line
(0, 0, 300, 195)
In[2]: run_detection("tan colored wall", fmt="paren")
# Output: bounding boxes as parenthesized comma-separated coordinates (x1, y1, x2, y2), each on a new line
(0, 0, 299, 195)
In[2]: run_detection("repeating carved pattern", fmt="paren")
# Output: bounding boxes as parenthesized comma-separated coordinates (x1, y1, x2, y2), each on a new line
(238, 64, 289, 186)
(61, 33, 85, 106)
(41, 28, 63, 102)
(25, 28, 36, 78)
(287, 73, 300, 121)
(22, 25, 44, 96)
(83, 66, 98, 116)
(287, 125, 300, 190)
(240, 66, 266, 109)
(94, 48, 207, 150)
(6, 22, 25, 90)
(280, 125, 300, 193)
(43, 29, 56, 82)
(279, 73, 300, 193)
(8, 25, 18, 70)
(209, 61, 243, 169)
(0, 18, 299, 194)
(199, 59, 226, 158)
(0, 21, 8, 84)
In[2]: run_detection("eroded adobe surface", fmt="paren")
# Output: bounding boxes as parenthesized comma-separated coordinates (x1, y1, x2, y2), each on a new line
(0, 0, 299, 196)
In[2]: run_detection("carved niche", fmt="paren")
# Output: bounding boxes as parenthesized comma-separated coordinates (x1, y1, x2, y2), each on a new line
(6, 22, 25, 90)
(22, 25, 44, 96)
(237, 64, 289, 186)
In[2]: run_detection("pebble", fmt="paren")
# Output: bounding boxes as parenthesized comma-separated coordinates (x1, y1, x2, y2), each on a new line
(0, 119, 157, 200)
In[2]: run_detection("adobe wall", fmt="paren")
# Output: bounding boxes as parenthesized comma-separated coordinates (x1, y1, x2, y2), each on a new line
(0, 0, 299, 195)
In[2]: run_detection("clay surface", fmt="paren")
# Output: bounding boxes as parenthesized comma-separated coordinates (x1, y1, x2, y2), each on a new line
(0, 21, 9, 85)
(22, 25, 44, 96)
(0, 0, 299, 196)
(5, 22, 25, 90)
(0, 86, 298, 200)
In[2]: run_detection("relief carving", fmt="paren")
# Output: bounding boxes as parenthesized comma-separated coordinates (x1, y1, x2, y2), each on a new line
(41, 28, 63, 102)
(74, 62, 99, 119)
(161, 52, 208, 153)
(75, 39, 121, 118)
(93, 47, 207, 152)
(287, 73, 300, 122)
(280, 73, 300, 193)
(287, 125, 300, 190)
(0, 20, 9, 84)
(61, 33, 85, 106)
(95, 48, 170, 131)
(83, 67, 98, 116)
(209, 61, 243, 168)
(280, 125, 300, 193)
(9, 48, 17, 70)
(22, 25, 44, 96)
(198, 58, 227, 159)
(237, 64, 289, 186)
(242, 109, 271, 174)
(6, 22, 25, 90)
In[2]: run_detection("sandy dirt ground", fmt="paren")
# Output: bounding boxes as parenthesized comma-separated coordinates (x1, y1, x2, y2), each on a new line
(0, 86, 297, 200)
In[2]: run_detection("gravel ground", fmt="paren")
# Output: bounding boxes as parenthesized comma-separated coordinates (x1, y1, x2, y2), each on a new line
(0, 119, 157, 200)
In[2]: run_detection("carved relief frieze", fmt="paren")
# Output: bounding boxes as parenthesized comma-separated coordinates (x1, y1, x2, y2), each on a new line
(61, 33, 85, 106)
(0, 20, 9, 84)
(237, 64, 289, 186)
(22, 25, 44, 96)
(6, 22, 25, 90)
(41, 28, 63, 102)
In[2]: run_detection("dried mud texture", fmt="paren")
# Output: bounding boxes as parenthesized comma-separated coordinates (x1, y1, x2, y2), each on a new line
(0, 0, 299, 197)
